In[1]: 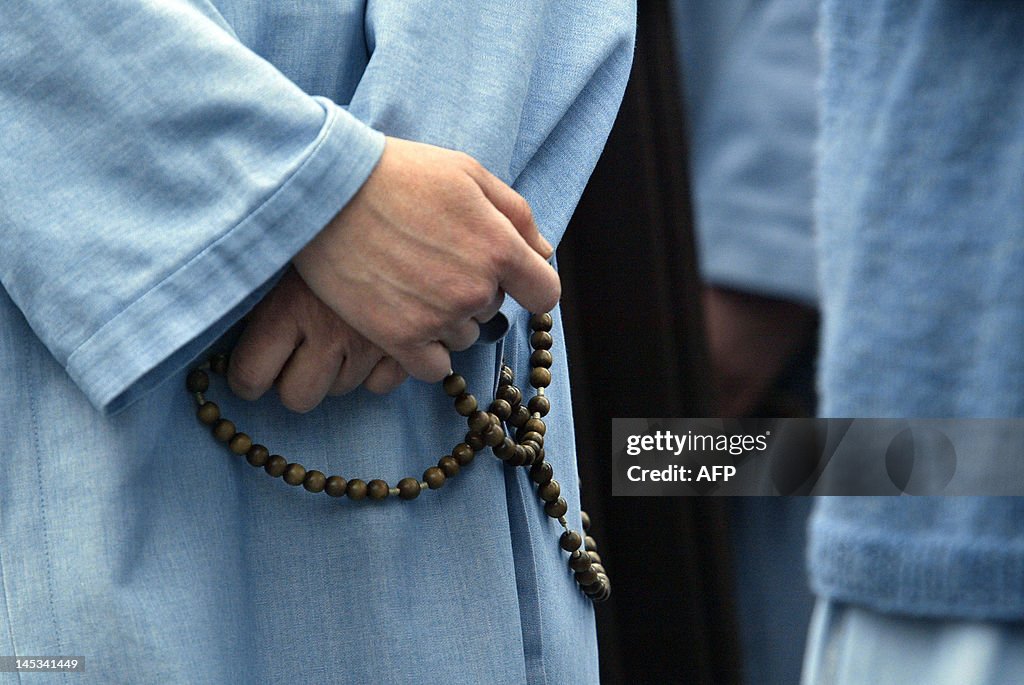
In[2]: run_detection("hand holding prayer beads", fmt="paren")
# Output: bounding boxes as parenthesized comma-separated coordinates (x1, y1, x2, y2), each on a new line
(186, 311, 610, 602)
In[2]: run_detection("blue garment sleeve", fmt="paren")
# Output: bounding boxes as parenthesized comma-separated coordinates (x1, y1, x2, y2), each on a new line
(347, 0, 636, 338)
(0, 1, 385, 414)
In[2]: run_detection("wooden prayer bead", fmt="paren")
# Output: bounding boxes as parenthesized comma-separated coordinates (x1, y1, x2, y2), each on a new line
(575, 567, 599, 587)
(529, 312, 553, 332)
(584, 535, 597, 552)
(493, 438, 516, 460)
(530, 331, 552, 350)
(530, 349, 553, 369)
(529, 368, 551, 389)
(497, 384, 521, 407)
(229, 433, 252, 455)
(186, 369, 209, 393)
(346, 479, 367, 500)
(452, 443, 475, 466)
(482, 423, 505, 447)
(454, 393, 477, 416)
(530, 461, 553, 485)
(325, 476, 348, 497)
(443, 374, 466, 397)
(569, 550, 592, 572)
(423, 467, 446, 489)
(283, 463, 306, 486)
(397, 477, 421, 500)
(587, 551, 602, 565)
(438, 456, 460, 477)
(520, 430, 544, 448)
(528, 396, 550, 417)
(509, 405, 530, 428)
(197, 401, 220, 425)
(544, 497, 568, 519)
(524, 417, 547, 436)
(467, 411, 490, 433)
(303, 470, 326, 493)
(500, 367, 514, 386)
(465, 432, 486, 452)
(212, 419, 235, 442)
(264, 455, 287, 478)
(246, 444, 269, 467)
(581, 510, 591, 532)
(560, 530, 582, 552)
(488, 399, 512, 421)
(367, 479, 389, 500)
(538, 480, 561, 502)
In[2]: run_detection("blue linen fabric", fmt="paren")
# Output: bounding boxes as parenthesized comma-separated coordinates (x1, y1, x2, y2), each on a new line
(0, 2, 634, 683)
(670, 0, 820, 305)
(808, 0, 1024, 623)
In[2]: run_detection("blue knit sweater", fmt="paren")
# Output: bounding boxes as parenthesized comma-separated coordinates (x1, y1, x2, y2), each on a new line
(809, 0, 1024, 620)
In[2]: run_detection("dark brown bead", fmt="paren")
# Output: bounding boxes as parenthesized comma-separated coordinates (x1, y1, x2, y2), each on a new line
(265, 455, 287, 478)
(228, 432, 252, 455)
(529, 312, 553, 332)
(560, 530, 583, 552)
(397, 477, 421, 500)
(508, 405, 530, 428)
(537, 448, 546, 462)
(186, 369, 209, 393)
(594, 584, 611, 603)
(569, 549, 592, 572)
(520, 444, 537, 465)
(544, 497, 568, 519)
(575, 567, 600, 587)
(209, 353, 229, 375)
(367, 479, 389, 500)
(493, 438, 517, 460)
(423, 467, 446, 489)
(246, 444, 270, 467)
(489, 413, 501, 427)
(584, 535, 598, 552)
(538, 479, 561, 502)
(497, 384, 522, 408)
(442, 374, 466, 397)
(581, 510, 591, 532)
(303, 470, 326, 493)
(530, 461, 553, 485)
(325, 476, 348, 497)
(467, 411, 490, 433)
(488, 399, 512, 421)
(524, 417, 547, 436)
(438, 456, 460, 477)
(529, 349, 553, 369)
(529, 368, 552, 389)
(452, 443, 475, 466)
(212, 419, 236, 442)
(347, 479, 367, 500)
(482, 423, 505, 447)
(454, 393, 478, 416)
(528, 396, 550, 417)
(465, 432, 486, 452)
(591, 563, 606, 576)
(283, 463, 306, 486)
(197, 402, 220, 425)
(508, 445, 528, 467)
(520, 430, 544, 448)
(499, 366, 514, 386)
(530, 331, 553, 350)
(587, 550, 602, 565)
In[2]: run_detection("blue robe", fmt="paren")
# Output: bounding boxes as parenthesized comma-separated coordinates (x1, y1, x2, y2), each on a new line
(0, 2, 634, 682)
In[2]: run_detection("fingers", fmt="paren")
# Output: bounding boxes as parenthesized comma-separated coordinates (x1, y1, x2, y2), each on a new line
(228, 302, 301, 401)
(474, 288, 505, 324)
(494, 219, 562, 314)
(329, 342, 385, 396)
(363, 357, 409, 395)
(467, 162, 554, 258)
(392, 341, 452, 384)
(440, 318, 480, 352)
(275, 339, 346, 413)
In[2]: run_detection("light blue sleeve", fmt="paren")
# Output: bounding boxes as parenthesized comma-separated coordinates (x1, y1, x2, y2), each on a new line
(0, 1, 385, 414)
(347, 0, 636, 338)
(671, 0, 819, 305)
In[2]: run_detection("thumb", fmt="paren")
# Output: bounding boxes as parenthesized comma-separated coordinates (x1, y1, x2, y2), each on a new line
(467, 163, 553, 258)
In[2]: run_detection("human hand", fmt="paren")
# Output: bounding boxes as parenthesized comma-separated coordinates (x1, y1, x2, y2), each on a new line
(227, 268, 407, 412)
(292, 136, 560, 382)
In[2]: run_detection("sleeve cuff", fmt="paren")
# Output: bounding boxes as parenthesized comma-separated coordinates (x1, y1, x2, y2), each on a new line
(66, 99, 385, 415)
